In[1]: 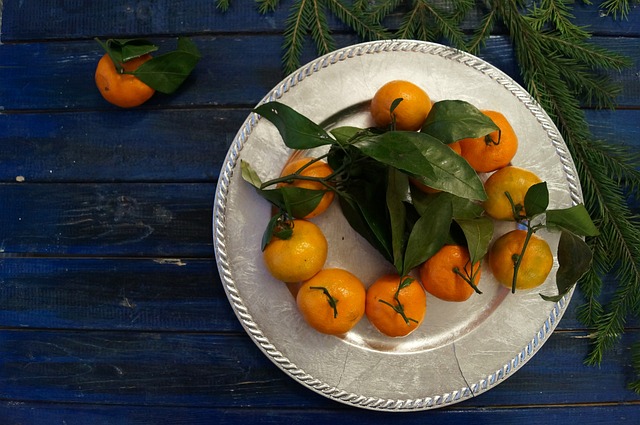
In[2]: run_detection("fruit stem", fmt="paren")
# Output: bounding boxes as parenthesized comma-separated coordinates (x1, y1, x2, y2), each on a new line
(378, 276, 418, 325)
(310, 286, 339, 318)
(510, 225, 535, 294)
(260, 153, 342, 191)
(453, 264, 482, 294)
(505, 191, 526, 220)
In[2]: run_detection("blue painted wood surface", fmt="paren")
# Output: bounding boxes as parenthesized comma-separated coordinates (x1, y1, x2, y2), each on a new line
(0, 0, 638, 423)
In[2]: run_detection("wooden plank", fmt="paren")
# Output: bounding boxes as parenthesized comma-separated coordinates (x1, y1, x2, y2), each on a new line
(0, 35, 637, 112)
(0, 108, 638, 184)
(0, 183, 214, 256)
(2, 0, 639, 41)
(0, 258, 240, 332)
(0, 329, 636, 408)
(0, 402, 638, 425)
(0, 256, 634, 332)
(0, 109, 245, 182)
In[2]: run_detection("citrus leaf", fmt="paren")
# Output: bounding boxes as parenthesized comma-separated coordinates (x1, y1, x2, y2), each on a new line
(241, 160, 323, 218)
(279, 186, 324, 218)
(524, 181, 549, 218)
(353, 131, 486, 201)
(261, 213, 287, 251)
(541, 231, 593, 302)
(412, 191, 485, 220)
(455, 216, 494, 265)
(387, 168, 409, 272)
(331, 149, 394, 263)
(338, 193, 393, 263)
(330, 126, 364, 144)
(403, 193, 453, 273)
(546, 204, 600, 236)
(254, 101, 335, 150)
(133, 37, 201, 94)
(96, 38, 160, 66)
(240, 160, 264, 188)
(421, 100, 499, 144)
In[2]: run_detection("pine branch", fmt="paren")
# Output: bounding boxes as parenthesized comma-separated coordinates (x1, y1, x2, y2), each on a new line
(256, 0, 281, 13)
(216, 0, 231, 11)
(396, 0, 470, 50)
(279, 0, 392, 74)
(599, 0, 640, 19)
(324, 0, 391, 41)
(468, 7, 497, 54)
(490, 0, 640, 381)
(309, 1, 335, 57)
(364, 0, 403, 23)
(281, 0, 312, 74)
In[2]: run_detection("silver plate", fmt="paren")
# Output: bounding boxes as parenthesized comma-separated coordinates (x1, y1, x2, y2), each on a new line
(213, 40, 582, 411)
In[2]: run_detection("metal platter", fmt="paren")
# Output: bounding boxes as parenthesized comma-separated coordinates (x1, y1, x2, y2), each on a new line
(213, 40, 582, 411)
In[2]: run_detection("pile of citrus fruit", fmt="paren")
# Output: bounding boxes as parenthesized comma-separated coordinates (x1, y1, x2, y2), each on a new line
(252, 79, 566, 339)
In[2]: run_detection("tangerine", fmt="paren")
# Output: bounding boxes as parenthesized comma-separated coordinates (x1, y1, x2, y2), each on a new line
(488, 229, 553, 291)
(95, 53, 156, 108)
(263, 219, 327, 283)
(483, 166, 543, 220)
(365, 274, 427, 337)
(458, 110, 518, 173)
(278, 157, 335, 219)
(370, 80, 432, 131)
(419, 245, 481, 302)
(297, 268, 366, 335)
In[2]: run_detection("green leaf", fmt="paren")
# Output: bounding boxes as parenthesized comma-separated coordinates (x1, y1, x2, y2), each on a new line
(261, 213, 286, 251)
(330, 126, 363, 144)
(546, 204, 600, 236)
(352, 131, 486, 201)
(241, 160, 323, 218)
(279, 186, 325, 218)
(421, 100, 499, 144)
(338, 193, 394, 263)
(330, 148, 394, 263)
(254, 101, 335, 150)
(455, 216, 494, 265)
(387, 168, 409, 272)
(133, 37, 201, 94)
(240, 160, 264, 188)
(412, 190, 485, 220)
(96, 38, 160, 73)
(541, 231, 593, 302)
(403, 193, 453, 273)
(524, 182, 549, 218)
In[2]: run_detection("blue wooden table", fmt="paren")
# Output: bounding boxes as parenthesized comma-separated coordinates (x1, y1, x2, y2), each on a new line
(0, 1, 638, 424)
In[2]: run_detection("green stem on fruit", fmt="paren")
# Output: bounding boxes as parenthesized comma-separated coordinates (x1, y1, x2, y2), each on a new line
(310, 286, 339, 318)
(453, 264, 483, 294)
(378, 276, 418, 326)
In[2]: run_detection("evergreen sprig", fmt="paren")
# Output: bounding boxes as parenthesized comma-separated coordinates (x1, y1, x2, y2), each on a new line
(218, 0, 640, 393)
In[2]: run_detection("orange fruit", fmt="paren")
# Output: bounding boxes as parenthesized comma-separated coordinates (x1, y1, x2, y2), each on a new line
(297, 268, 366, 335)
(458, 110, 518, 173)
(263, 219, 328, 282)
(95, 53, 155, 108)
(411, 141, 462, 194)
(483, 166, 543, 220)
(278, 157, 335, 218)
(419, 245, 481, 302)
(365, 274, 427, 337)
(488, 229, 553, 291)
(370, 80, 432, 131)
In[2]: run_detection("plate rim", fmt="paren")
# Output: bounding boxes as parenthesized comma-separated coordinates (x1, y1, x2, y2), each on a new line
(213, 39, 582, 411)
